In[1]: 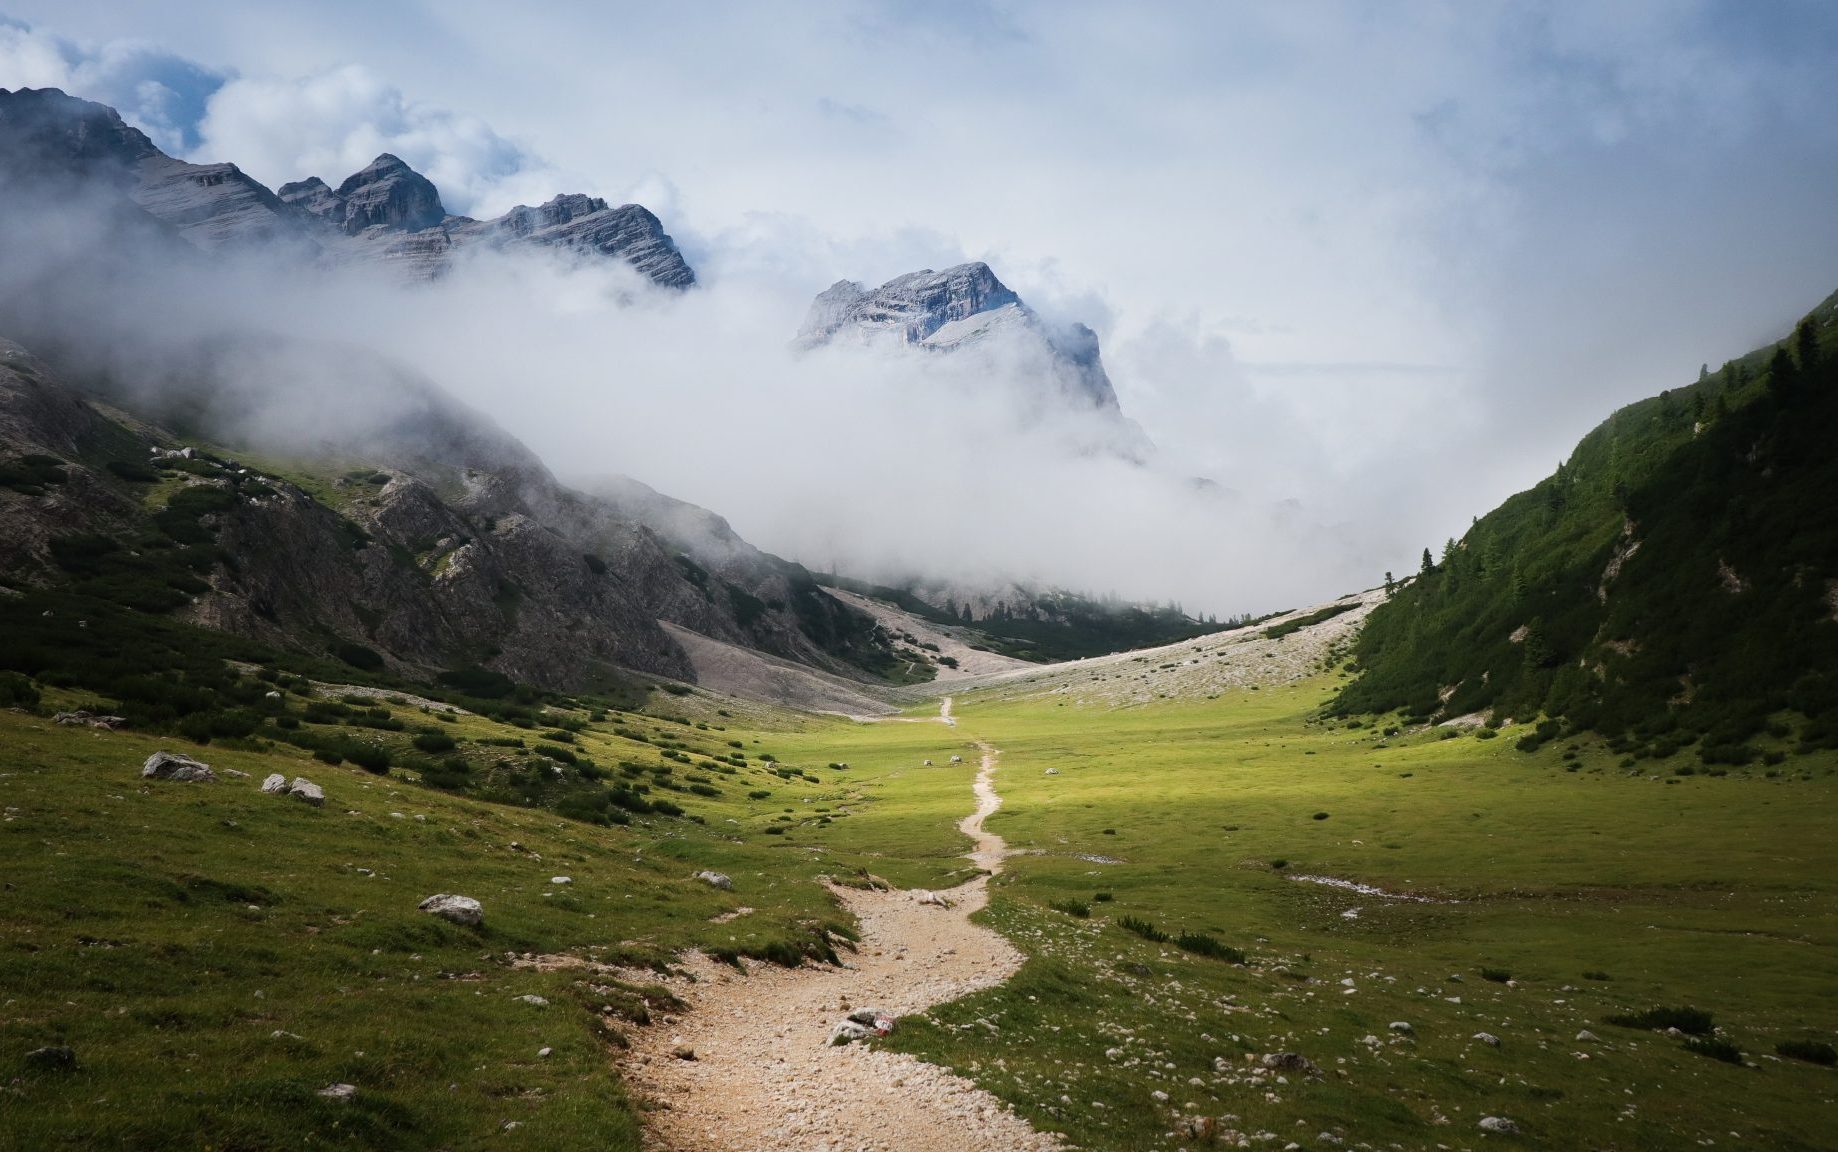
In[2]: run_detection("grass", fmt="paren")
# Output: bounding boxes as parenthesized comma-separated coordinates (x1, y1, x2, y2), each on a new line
(855, 681, 1838, 1152)
(5, 660, 1837, 1150)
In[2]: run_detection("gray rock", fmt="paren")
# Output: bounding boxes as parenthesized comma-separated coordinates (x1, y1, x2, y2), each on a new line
(419, 893, 484, 926)
(24, 1045, 76, 1071)
(260, 773, 288, 794)
(55, 710, 126, 729)
(317, 1083, 357, 1102)
(549, 876, 571, 885)
(1478, 1116, 1520, 1134)
(1388, 1021, 1414, 1035)
(141, 750, 215, 782)
(694, 870, 732, 890)
(1259, 1052, 1320, 1077)
(827, 1020, 871, 1046)
(1575, 1029, 1599, 1042)
(671, 1044, 697, 1060)
(287, 777, 325, 806)
(516, 994, 548, 1007)
(1473, 1032, 1501, 1047)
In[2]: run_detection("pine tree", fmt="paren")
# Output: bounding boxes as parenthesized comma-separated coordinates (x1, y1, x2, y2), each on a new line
(1420, 548, 1434, 578)
(1794, 317, 1819, 375)
(1384, 571, 1395, 595)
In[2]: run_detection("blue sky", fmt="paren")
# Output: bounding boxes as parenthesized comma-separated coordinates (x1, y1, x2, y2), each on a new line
(4, 1, 1838, 597)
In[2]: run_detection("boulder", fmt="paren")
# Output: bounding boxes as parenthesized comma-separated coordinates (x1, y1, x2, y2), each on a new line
(1575, 1029, 1599, 1042)
(317, 1083, 357, 1102)
(1473, 1032, 1502, 1047)
(694, 871, 732, 890)
(1388, 1021, 1414, 1035)
(549, 876, 572, 885)
(24, 1045, 76, 1072)
(1478, 1116, 1520, 1135)
(55, 710, 126, 729)
(1260, 1052, 1320, 1077)
(288, 777, 325, 807)
(141, 750, 215, 782)
(260, 773, 288, 794)
(517, 994, 549, 1006)
(419, 893, 483, 926)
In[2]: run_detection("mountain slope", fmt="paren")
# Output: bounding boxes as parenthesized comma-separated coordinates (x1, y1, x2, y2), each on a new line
(0, 86, 695, 287)
(1335, 292, 1838, 762)
(0, 337, 898, 693)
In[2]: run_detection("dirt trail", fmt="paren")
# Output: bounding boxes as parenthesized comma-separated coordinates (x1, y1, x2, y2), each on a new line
(620, 701, 1062, 1151)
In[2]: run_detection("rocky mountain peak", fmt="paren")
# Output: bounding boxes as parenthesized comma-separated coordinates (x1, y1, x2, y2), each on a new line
(0, 86, 160, 182)
(326, 153, 446, 234)
(797, 262, 1020, 347)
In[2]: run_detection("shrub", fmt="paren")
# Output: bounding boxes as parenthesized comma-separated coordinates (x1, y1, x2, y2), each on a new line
(748, 790, 772, 799)
(1582, 970, 1612, 981)
(650, 798, 684, 817)
(1480, 967, 1511, 983)
(1683, 1036, 1743, 1064)
(334, 642, 384, 671)
(1049, 899, 1091, 918)
(313, 748, 345, 766)
(1776, 1039, 1838, 1066)
(534, 743, 578, 765)
(1312, 811, 1329, 820)
(1476, 728, 1498, 740)
(1271, 858, 1289, 870)
(1603, 1006, 1712, 1035)
(1176, 932, 1245, 963)
(343, 743, 392, 774)
(0, 671, 40, 710)
(412, 730, 457, 753)
(1093, 892, 1114, 903)
(106, 458, 161, 483)
(688, 783, 720, 797)
(1119, 915, 1169, 944)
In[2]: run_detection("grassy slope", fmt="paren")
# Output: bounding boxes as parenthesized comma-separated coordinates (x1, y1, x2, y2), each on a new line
(0, 685, 962, 1149)
(869, 684, 1838, 1151)
(6, 660, 1836, 1149)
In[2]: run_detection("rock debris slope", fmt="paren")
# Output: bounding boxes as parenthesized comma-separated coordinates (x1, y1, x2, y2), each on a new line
(621, 725, 1064, 1152)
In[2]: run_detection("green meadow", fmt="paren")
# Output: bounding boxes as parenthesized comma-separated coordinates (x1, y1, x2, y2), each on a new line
(3, 667, 1835, 1149)
(857, 682, 1838, 1150)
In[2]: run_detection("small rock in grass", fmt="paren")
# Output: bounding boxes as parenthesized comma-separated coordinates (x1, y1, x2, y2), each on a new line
(317, 1083, 357, 1102)
(1389, 1021, 1414, 1035)
(1576, 1029, 1599, 1042)
(1260, 1052, 1321, 1077)
(1474, 1032, 1501, 1047)
(538, 1047, 553, 1058)
(141, 750, 215, 782)
(1478, 1116, 1520, 1134)
(517, 995, 549, 1007)
(288, 777, 325, 806)
(260, 773, 288, 794)
(550, 876, 571, 885)
(419, 893, 484, 926)
(24, 1046, 76, 1072)
(694, 871, 732, 890)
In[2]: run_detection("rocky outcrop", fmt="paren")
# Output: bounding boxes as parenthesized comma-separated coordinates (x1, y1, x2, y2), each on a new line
(141, 751, 215, 782)
(0, 87, 694, 288)
(421, 894, 483, 926)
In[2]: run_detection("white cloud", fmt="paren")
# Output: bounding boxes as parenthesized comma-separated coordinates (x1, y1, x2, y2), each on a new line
(0, 18, 225, 152)
(191, 64, 554, 217)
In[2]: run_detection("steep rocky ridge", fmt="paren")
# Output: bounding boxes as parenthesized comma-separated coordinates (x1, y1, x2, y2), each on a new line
(0, 87, 695, 287)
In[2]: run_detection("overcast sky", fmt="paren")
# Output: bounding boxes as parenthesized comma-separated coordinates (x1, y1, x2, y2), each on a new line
(5, 2, 1838, 610)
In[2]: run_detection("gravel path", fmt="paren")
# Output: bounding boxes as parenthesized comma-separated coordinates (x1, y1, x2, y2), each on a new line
(620, 703, 1064, 1151)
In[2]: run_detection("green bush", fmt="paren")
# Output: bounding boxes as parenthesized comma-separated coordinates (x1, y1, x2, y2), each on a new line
(1603, 1006, 1712, 1035)
(1049, 899, 1091, 918)
(1119, 915, 1169, 944)
(1683, 1036, 1743, 1064)
(412, 730, 457, 753)
(1776, 1039, 1837, 1066)
(1176, 932, 1246, 963)
(1480, 967, 1512, 983)
(334, 642, 384, 671)
(0, 671, 40, 710)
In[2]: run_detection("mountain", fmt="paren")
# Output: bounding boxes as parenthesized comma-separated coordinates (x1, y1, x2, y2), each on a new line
(797, 262, 1125, 414)
(0, 87, 695, 288)
(1334, 289, 1838, 764)
(0, 335, 914, 693)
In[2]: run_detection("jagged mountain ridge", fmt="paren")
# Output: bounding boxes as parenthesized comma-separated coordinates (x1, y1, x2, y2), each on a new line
(0, 86, 695, 287)
(798, 262, 1121, 411)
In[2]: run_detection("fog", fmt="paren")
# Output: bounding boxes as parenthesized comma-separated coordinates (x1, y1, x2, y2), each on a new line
(0, 175, 1397, 617)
